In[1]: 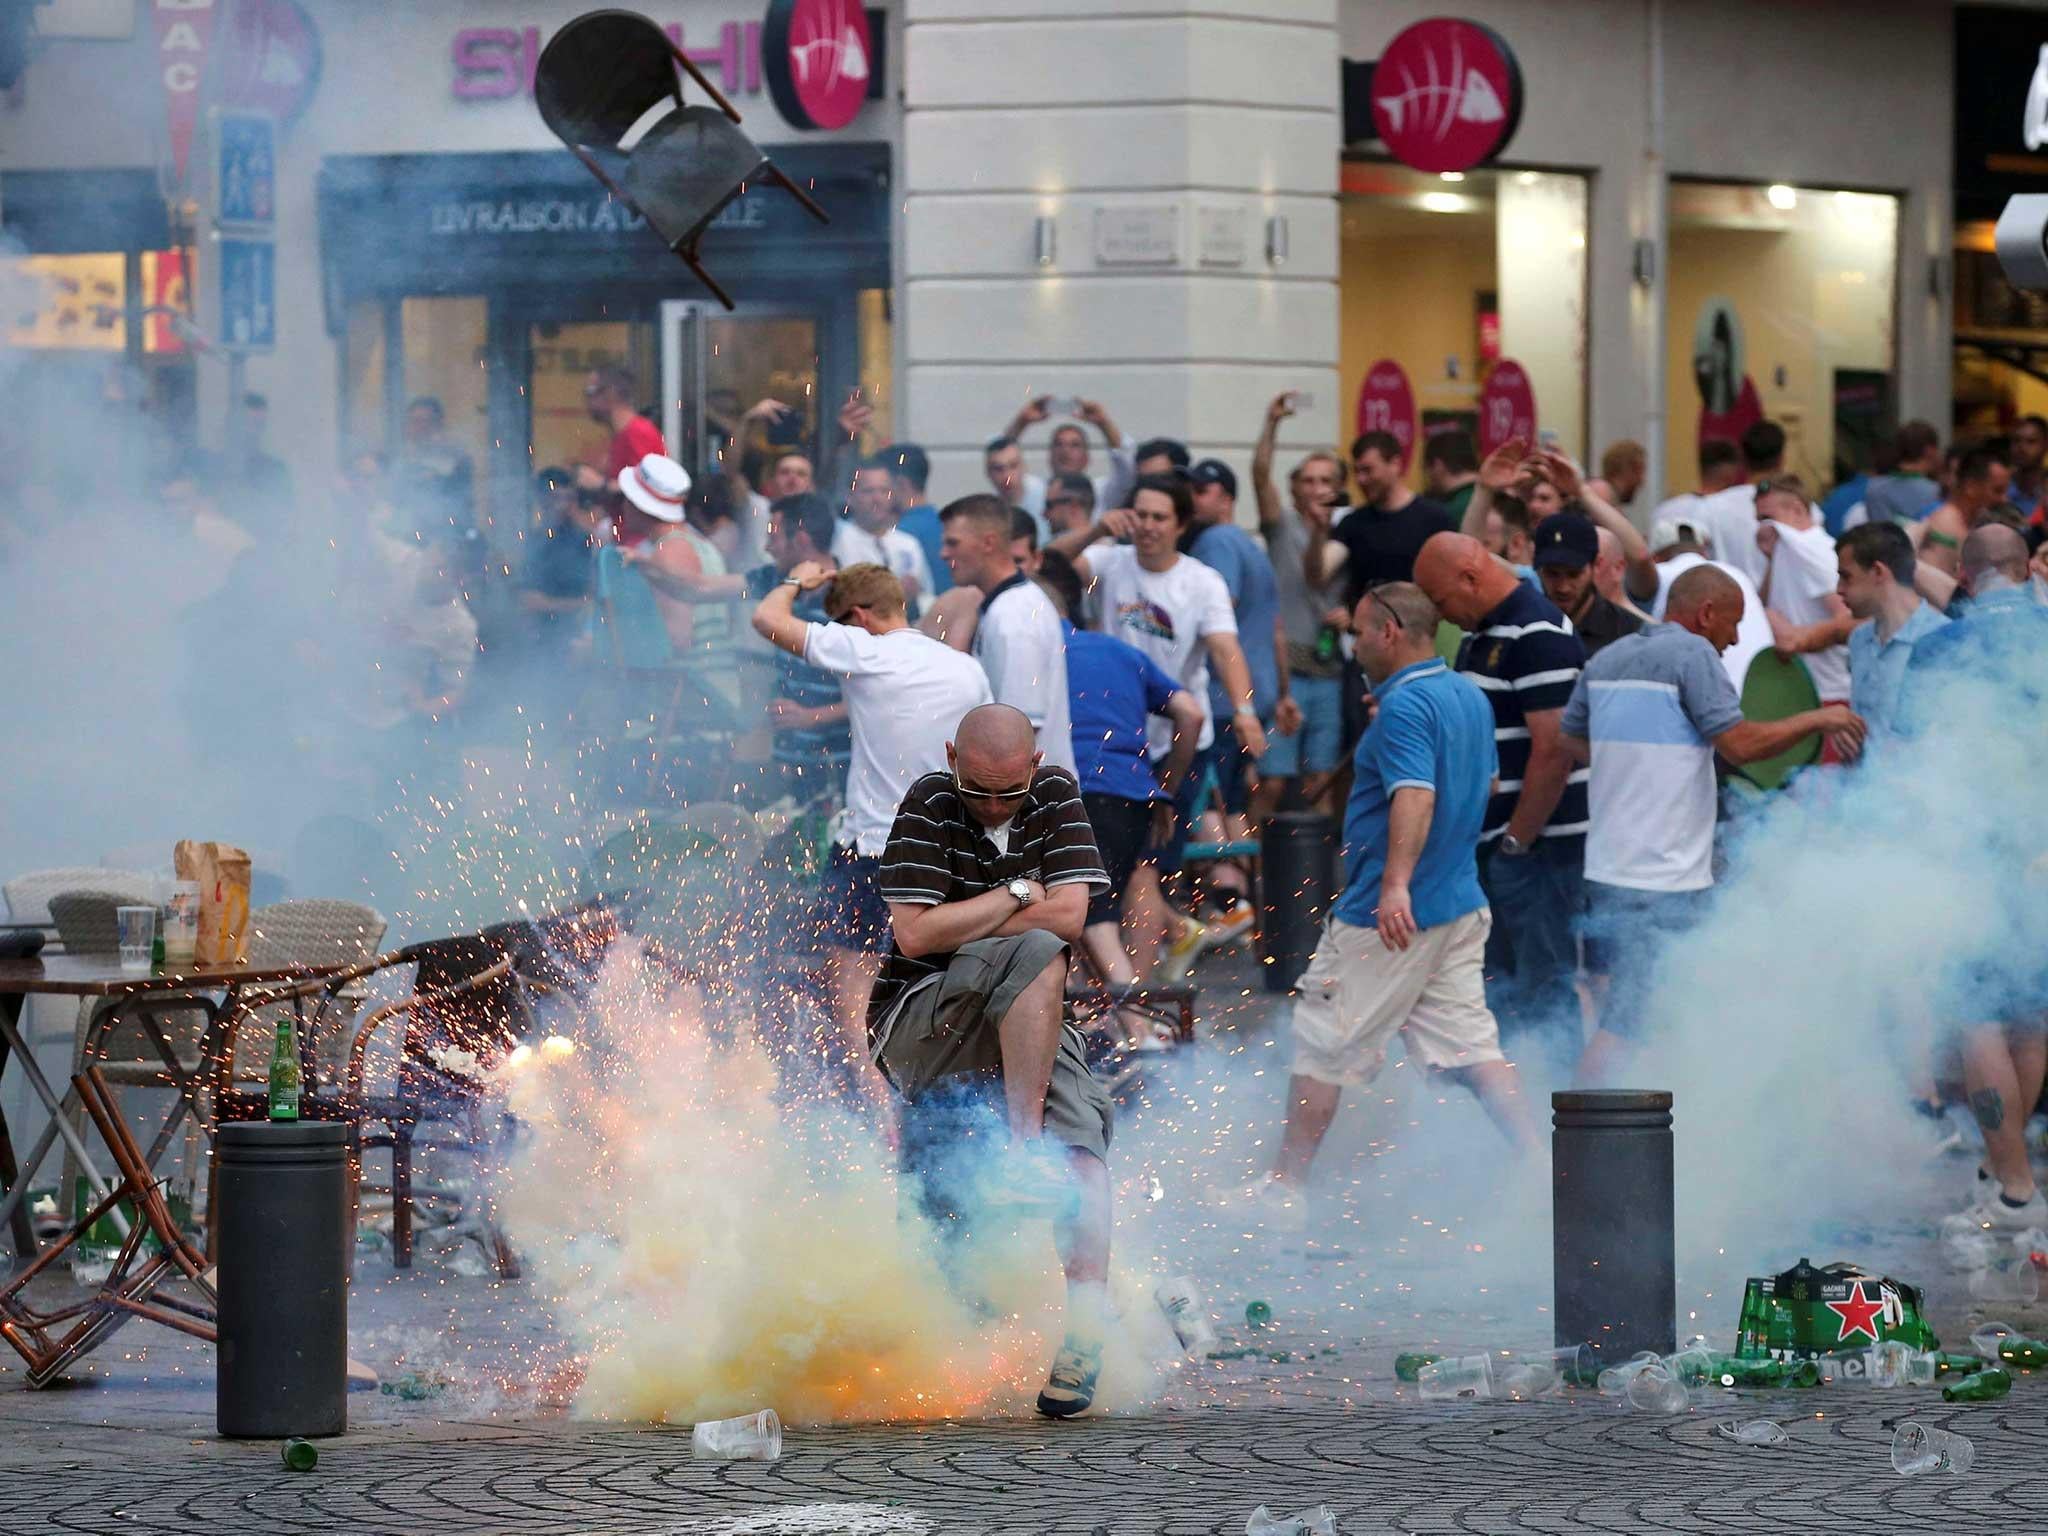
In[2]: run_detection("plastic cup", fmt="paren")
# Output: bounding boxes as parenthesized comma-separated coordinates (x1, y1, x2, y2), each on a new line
(1892, 1421, 1973, 1476)
(1596, 1357, 1656, 1397)
(1625, 1363, 1689, 1414)
(1416, 1353, 1492, 1402)
(1968, 1260, 2041, 1304)
(1717, 1419, 1788, 1447)
(691, 1408, 782, 1460)
(1155, 1276, 1218, 1357)
(116, 905, 156, 971)
(162, 881, 200, 966)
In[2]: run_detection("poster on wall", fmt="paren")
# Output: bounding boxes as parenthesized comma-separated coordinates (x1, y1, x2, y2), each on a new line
(1354, 358, 1418, 467)
(1691, 295, 1762, 455)
(1477, 358, 1536, 455)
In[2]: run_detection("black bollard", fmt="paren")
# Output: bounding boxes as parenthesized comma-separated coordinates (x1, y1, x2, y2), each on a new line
(1553, 1090, 1675, 1362)
(1257, 812, 1337, 993)
(216, 1121, 349, 1439)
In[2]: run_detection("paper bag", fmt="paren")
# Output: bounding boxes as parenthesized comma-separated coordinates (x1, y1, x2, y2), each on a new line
(173, 840, 253, 966)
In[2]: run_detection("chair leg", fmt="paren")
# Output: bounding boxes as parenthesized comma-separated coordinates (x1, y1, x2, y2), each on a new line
(391, 1128, 414, 1270)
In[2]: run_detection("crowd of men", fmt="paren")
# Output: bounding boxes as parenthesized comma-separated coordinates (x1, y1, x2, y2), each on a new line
(164, 365, 2041, 1418)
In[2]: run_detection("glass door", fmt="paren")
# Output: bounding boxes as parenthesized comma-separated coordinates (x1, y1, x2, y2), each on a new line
(661, 300, 821, 481)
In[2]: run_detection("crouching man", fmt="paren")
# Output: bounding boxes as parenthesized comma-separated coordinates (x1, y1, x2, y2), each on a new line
(869, 703, 1114, 1417)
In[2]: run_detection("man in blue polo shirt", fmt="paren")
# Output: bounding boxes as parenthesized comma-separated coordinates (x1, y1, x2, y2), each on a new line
(1244, 581, 1538, 1231)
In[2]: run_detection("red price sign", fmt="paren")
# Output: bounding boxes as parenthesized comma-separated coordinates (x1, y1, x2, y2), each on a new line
(1478, 359, 1537, 456)
(1354, 358, 1418, 469)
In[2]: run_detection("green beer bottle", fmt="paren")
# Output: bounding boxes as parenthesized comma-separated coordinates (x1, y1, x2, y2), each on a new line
(1781, 1357, 1822, 1388)
(267, 1016, 301, 1122)
(1941, 1366, 2013, 1403)
(1713, 1356, 1785, 1387)
(1245, 1300, 1273, 1330)
(1935, 1351, 1990, 1375)
(1313, 624, 1340, 665)
(1394, 1352, 1442, 1382)
(1997, 1337, 2048, 1370)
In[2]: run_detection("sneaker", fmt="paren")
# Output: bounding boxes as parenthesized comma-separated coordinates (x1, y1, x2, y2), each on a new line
(1035, 1336, 1102, 1418)
(1224, 1176, 1307, 1233)
(1196, 901, 1256, 953)
(1158, 919, 1208, 981)
(1978, 1188, 2048, 1232)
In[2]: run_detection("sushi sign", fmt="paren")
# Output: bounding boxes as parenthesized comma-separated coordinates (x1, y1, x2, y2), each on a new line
(1366, 18, 1523, 175)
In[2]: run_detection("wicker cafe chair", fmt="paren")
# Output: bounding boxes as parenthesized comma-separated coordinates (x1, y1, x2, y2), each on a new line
(533, 7, 826, 309)
(212, 949, 526, 1277)
(3, 868, 155, 930)
(239, 900, 388, 1081)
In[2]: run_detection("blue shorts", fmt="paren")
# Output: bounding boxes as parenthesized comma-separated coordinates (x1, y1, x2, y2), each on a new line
(1210, 712, 1267, 816)
(1142, 744, 1217, 877)
(819, 843, 892, 952)
(1583, 880, 1709, 1038)
(1260, 672, 1344, 777)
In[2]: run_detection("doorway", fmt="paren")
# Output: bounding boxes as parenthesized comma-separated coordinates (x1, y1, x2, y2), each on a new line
(661, 300, 822, 483)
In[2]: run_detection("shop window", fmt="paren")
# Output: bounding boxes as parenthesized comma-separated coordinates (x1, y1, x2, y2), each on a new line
(1340, 163, 1588, 471)
(857, 287, 893, 446)
(344, 298, 386, 452)
(527, 318, 656, 479)
(3, 252, 127, 350)
(1666, 182, 1897, 493)
(401, 298, 490, 498)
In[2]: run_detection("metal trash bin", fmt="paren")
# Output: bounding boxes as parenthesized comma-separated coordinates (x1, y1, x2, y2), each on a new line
(215, 1121, 349, 1438)
(1257, 812, 1336, 993)
(1552, 1089, 1675, 1363)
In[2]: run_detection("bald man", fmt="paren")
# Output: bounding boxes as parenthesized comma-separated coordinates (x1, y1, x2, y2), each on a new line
(1561, 564, 1862, 1084)
(868, 703, 1117, 1418)
(1898, 521, 2048, 1231)
(1414, 530, 1590, 1063)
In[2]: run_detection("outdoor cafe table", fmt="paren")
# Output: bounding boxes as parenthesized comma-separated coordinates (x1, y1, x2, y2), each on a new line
(0, 956, 350, 1261)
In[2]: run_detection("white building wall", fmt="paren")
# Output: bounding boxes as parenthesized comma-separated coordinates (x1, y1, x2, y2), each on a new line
(901, 0, 1343, 505)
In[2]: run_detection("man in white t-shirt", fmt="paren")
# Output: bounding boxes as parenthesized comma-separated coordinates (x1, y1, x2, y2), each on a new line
(1645, 438, 1745, 558)
(1648, 536, 1772, 695)
(1065, 473, 1268, 975)
(1562, 564, 1863, 1086)
(937, 493, 1078, 775)
(832, 456, 934, 616)
(752, 561, 992, 1114)
(1753, 473, 1852, 713)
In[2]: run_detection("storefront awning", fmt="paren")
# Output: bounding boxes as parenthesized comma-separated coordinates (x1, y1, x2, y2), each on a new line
(0, 169, 174, 255)
(316, 144, 890, 319)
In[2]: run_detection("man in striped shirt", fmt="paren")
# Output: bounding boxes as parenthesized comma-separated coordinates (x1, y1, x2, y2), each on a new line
(870, 704, 1114, 1418)
(1416, 531, 1589, 1063)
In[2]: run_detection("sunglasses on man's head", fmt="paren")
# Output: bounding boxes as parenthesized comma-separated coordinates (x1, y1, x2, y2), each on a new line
(953, 770, 1033, 803)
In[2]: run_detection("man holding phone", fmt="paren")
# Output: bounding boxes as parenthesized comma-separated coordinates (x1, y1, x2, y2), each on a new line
(992, 397, 1137, 531)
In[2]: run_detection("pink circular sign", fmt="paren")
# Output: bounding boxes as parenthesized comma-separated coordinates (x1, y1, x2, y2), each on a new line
(1354, 359, 1419, 469)
(1478, 359, 1537, 455)
(1370, 19, 1523, 175)
(764, 0, 873, 131)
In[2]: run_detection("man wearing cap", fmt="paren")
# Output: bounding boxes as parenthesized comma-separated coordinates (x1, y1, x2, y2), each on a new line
(617, 454, 737, 651)
(1533, 514, 1643, 658)
(1187, 456, 1292, 937)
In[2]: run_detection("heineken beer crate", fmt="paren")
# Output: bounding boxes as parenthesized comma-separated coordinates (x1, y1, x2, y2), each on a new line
(1735, 1257, 1939, 1358)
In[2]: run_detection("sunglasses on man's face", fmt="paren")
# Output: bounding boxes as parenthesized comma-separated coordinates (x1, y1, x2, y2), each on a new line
(953, 770, 1033, 803)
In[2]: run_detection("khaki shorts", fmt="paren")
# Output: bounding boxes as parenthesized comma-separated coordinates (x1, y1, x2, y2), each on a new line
(872, 930, 1113, 1163)
(1290, 910, 1504, 1087)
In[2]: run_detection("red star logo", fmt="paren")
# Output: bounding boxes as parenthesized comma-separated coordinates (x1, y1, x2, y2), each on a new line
(1825, 1281, 1886, 1344)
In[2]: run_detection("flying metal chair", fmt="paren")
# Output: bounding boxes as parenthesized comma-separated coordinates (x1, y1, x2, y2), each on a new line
(535, 8, 828, 309)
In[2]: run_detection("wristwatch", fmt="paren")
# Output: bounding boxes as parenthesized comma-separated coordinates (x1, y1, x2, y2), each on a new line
(1499, 833, 1531, 857)
(1007, 879, 1036, 906)
(780, 575, 803, 589)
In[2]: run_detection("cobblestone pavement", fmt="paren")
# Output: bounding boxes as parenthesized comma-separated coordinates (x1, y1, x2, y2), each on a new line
(5, 953, 2047, 1533)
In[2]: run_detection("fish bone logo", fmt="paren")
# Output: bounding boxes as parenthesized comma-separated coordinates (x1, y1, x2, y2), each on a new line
(1369, 19, 1521, 176)
(791, 0, 868, 94)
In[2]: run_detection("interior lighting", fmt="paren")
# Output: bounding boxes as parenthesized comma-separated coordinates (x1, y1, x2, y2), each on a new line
(1766, 184, 1798, 211)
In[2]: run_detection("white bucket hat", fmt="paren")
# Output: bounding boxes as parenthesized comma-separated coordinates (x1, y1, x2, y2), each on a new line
(619, 453, 691, 522)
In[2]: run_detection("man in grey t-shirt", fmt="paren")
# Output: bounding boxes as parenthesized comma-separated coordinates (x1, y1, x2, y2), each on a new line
(1251, 391, 1347, 814)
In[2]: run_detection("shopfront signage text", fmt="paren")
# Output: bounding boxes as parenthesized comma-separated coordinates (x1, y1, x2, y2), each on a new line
(154, 0, 218, 189)
(1369, 18, 1522, 175)
(1478, 359, 1537, 456)
(1355, 359, 1418, 468)
(427, 194, 768, 238)
(453, 21, 761, 101)
(763, 0, 871, 131)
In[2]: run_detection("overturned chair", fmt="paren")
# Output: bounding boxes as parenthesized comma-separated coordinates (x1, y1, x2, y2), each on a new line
(535, 7, 828, 308)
